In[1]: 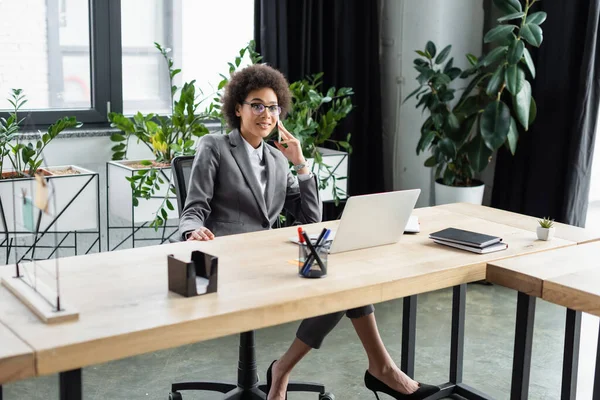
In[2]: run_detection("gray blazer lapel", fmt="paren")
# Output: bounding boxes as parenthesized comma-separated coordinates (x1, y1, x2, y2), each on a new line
(264, 145, 278, 212)
(228, 130, 268, 219)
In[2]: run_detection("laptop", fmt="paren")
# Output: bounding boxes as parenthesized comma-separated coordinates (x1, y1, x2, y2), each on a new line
(291, 189, 421, 254)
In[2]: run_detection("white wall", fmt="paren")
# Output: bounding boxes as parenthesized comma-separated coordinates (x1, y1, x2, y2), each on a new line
(380, 0, 485, 207)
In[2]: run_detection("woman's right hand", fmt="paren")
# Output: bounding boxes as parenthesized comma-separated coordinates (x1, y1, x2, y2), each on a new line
(186, 227, 215, 241)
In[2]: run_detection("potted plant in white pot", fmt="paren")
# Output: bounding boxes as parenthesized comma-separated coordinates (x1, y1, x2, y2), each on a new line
(0, 89, 99, 237)
(405, 0, 545, 205)
(536, 217, 555, 240)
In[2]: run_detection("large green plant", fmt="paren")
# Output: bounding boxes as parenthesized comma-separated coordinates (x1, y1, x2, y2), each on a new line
(108, 42, 259, 229)
(0, 89, 81, 178)
(283, 73, 354, 202)
(108, 43, 212, 229)
(405, 0, 544, 187)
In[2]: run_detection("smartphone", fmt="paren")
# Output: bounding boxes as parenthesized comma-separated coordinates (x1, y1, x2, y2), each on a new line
(276, 115, 282, 143)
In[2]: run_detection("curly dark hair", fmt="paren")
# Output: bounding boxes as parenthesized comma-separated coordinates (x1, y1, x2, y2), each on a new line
(221, 64, 292, 130)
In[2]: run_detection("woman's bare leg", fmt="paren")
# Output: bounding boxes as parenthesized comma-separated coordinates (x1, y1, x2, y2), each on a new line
(351, 312, 420, 394)
(267, 338, 312, 400)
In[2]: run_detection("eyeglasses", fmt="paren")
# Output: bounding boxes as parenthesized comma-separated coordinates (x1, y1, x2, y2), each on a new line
(242, 101, 282, 116)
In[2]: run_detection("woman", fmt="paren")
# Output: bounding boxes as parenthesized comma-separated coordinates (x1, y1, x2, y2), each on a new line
(179, 64, 440, 400)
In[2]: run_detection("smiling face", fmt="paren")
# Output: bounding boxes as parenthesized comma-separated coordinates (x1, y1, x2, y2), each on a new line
(236, 87, 279, 148)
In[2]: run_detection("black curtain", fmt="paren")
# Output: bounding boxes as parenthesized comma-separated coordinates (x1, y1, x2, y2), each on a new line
(491, 1, 600, 227)
(255, 0, 384, 199)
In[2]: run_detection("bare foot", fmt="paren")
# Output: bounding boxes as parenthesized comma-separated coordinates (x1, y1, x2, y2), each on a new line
(368, 364, 419, 395)
(267, 360, 290, 400)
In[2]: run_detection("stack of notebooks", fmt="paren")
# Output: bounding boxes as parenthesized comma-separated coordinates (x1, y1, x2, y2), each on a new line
(429, 227, 508, 254)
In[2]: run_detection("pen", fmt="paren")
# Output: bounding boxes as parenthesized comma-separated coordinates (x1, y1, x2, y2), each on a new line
(301, 230, 326, 273)
(297, 226, 304, 244)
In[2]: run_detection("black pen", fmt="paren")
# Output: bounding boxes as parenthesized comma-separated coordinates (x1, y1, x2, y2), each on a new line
(301, 230, 326, 272)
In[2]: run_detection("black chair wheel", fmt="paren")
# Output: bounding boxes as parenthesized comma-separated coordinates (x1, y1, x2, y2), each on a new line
(319, 393, 335, 400)
(169, 392, 182, 400)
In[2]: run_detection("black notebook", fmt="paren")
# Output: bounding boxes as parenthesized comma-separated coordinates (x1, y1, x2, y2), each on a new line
(429, 228, 502, 248)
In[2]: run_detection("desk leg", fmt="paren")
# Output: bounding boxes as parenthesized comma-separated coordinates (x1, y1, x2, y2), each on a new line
(450, 284, 466, 384)
(510, 292, 536, 400)
(0, 384, 3, 400)
(60, 369, 82, 400)
(401, 295, 417, 378)
(561, 309, 581, 399)
(594, 320, 600, 400)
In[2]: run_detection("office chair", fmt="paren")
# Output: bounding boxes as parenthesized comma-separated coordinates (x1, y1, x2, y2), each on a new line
(168, 155, 334, 400)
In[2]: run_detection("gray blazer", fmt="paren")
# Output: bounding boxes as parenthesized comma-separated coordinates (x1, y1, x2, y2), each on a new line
(179, 129, 321, 238)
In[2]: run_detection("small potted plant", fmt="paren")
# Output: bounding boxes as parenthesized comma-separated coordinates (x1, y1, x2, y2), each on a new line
(536, 217, 555, 241)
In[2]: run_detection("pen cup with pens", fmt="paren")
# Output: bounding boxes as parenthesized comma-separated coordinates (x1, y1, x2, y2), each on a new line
(297, 227, 330, 278)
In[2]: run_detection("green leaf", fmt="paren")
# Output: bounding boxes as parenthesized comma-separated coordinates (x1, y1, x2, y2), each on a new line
(522, 47, 536, 78)
(432, 114, 444, 130)
(140, 160, 152, 166)
(443, 58, 454, 73)
(507, 116, 519, 155)
(110, 133, 125, 142)
(507, 39, 525, 64)
(526, 11, 547, 26)
(493, 0, 522, 14)
(497, 11, 525, 22)
(166, 199, 175, 211)
(520, 23, 543, 47)
(403, 86, 424, 104)
(424, 156, 437, 167)
(416, 131, 436, 154)
(505, 64, 525, 95)
(456, 72, 488, 110)
(466, 53, 479, 66)
(415, 50, 429, 58)
(132, 197, 139, 207)
(443, 167, 455, 186)
(484, 25, 517, 43)
(435, 45, 452, 65)
(446, 68, 462, 80)
(479, 46, 508, 67)
(426, 41, 437, 58)
(481, 100, 511, 150)
(514, 80, 532, 129)
(438, 138, 456, 159)
(465, 134, 493, 172)
(446, 113, 460, 132)
(450, 114, 477, 143)
(486, 65, 505, 96)
(161, 208, 168, 219)
(529, 96, 537, 126)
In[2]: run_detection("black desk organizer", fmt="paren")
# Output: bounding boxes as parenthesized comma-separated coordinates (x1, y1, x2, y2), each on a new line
(168, 250, 218, 297)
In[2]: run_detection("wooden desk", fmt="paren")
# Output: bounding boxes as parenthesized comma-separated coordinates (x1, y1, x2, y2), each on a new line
(438, 203, 599, 244)
(0, 205, 585, 399)
(488, 242, 600, 400)
(0, 321, 35, 385)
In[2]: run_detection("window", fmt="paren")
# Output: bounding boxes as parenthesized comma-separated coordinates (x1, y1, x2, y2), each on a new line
(0, 0, 91, 110)
(0, 0, 255, 126)
(121, 0, 255, 116)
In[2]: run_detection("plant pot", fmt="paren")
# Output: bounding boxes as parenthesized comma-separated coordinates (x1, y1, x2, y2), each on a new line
(536, 226, 555, 241)
(107, 160, 178, 224)
(306, 147, 349, 203)
(0, 165, 99, 234)
(434, 179, 485, 206)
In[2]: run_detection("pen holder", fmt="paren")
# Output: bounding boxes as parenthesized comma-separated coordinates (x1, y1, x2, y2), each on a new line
(298, 242, 328, 278)
(168, 250, 218, 297)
